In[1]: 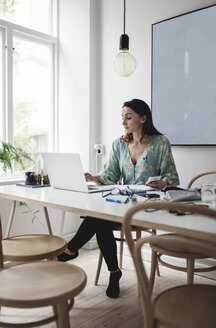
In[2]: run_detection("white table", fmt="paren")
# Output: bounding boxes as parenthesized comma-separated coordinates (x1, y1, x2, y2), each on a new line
(0, 185, 216, 244)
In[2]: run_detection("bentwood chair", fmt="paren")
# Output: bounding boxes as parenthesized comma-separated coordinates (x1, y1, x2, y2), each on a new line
(145, 172, 216, 289)
(187, 170, 216, 188)
(123, 201, 216, 291)
(3, 233, 67, 262)
(2, 202, 67, 263)
(123, 202, 216, 328)
(0, 216, 87, 328)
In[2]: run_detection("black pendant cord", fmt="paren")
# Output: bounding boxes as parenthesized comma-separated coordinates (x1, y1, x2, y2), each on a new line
(123, 0, 126, 34)
(119, 0, 129, 50)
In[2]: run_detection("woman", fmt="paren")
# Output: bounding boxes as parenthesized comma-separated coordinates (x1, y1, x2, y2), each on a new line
(58, 99, 179, 298)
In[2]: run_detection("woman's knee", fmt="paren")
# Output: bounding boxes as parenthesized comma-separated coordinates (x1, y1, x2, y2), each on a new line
(82, 216, 104, 229)
(84, 216, 117, 231)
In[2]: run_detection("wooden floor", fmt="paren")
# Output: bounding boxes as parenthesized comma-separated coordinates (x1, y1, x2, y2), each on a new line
(1, 248, 216, 328)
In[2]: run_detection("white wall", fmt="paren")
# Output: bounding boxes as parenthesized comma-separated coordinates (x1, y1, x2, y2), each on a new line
(58, 0, 91, 170)
(99, 0, 216, 187)
(58, 0, 102, 174)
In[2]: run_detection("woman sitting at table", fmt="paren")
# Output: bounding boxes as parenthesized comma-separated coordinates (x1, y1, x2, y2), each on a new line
(58, 98, 180, 298)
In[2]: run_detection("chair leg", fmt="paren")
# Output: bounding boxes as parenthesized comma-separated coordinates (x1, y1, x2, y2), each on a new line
(48, 256, 56, 261)
(56, 301, 71, 328)
(52, 305, 60, 328)
(151, 229, 160, 277)
(136, 230, 141, 240)
(156, 260, 160, 277)
(187, 258, 195, 284)
(95, 251, 103, 285)
(149, 250, 157, 293)
(119, 229, 124, 269)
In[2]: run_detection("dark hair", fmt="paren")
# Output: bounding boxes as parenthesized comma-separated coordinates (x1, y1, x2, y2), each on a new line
(122, 99, 162, 142)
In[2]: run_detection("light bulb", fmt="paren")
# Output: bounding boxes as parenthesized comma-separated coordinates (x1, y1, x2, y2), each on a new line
(113, 49, 137, 77)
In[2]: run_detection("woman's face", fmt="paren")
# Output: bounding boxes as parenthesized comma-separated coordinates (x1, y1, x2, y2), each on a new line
(121, 106, 146, 134)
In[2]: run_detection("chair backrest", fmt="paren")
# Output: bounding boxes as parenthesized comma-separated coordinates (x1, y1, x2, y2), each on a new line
(123, 201, 216, 328)
(134, 234, 216, 328)
(123, 201, 216, 256)
(187, 171, 216, 189)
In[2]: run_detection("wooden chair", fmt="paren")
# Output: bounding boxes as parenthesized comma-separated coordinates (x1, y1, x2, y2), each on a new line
(123, 202, 216, 328)
(123, 201, 216, 290)
(94, 225, 159, 285)
(144, 172, 216, 289)
(0, 216, 87, 328)
(2, 202, 67, 263)
(187, 170, 216, 188)
(3, 233, 67, 262)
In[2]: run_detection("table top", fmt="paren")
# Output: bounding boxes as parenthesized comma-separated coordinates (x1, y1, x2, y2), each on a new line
(0, 185, 216, 243)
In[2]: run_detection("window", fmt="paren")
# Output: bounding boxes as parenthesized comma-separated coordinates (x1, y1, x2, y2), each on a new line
(0, 29, 3, 141)
(13, 37, 53, 153)
(0, 1, 57, 176)
(0, 0, 55, 35)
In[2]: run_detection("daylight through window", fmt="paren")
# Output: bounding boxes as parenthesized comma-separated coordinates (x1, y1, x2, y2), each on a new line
(0, 0, 57, 176)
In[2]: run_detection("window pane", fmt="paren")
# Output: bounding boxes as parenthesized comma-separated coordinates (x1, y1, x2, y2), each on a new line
(13, 37, 53, 155)
(0, 0, 53, 35)
(0, 30, 3, 141)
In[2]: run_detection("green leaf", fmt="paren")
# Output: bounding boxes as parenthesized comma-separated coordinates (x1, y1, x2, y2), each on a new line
(0, 140, 33, 172)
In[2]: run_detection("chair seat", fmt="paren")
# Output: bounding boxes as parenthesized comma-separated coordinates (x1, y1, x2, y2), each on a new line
(3, 234, 67, 261)
(0, 261, 87, 307)
(150, 233, 209, 258)
(154, 284, 216, 328)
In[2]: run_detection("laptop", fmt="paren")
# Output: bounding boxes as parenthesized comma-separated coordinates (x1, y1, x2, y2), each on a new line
(42, 152, 113, 193)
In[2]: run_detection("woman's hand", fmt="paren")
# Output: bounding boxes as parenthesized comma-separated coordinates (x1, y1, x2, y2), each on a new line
(85, 172, 101, 185)
(146, 179, 167, 190)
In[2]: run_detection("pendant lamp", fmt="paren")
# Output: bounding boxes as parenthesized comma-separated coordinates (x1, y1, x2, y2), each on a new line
(113, 0, 136, 77)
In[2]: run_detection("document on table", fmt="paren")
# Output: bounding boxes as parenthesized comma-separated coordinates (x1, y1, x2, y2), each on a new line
(116, 185, 155, 192)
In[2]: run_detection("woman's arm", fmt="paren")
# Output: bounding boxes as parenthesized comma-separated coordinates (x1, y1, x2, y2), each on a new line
(159, 138, 180, 187)
(96, 139, 122, 185)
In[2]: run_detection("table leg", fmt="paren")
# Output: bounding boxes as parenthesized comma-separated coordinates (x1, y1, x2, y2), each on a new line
(59, 211, 65, 236)
(43, 207, 53, 235)
(5, 200, 16, 237)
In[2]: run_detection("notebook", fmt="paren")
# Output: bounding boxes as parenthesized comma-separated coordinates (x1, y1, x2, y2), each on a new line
(42, 152, 113, 193)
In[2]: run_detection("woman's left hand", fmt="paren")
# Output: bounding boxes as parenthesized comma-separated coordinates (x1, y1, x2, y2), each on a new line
(84, 172, 101, 185)
(146, 179, 167, 190)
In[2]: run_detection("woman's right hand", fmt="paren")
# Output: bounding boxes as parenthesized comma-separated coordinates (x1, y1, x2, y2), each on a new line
(85, 172, 101, 185)
(146, 179, 167, 190)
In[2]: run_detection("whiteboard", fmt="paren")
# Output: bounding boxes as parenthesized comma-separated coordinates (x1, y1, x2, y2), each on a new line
(151, 5, 216, 145)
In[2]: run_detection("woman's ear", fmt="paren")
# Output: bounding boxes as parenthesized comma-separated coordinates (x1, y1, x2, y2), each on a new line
(141, 115, 146, 123)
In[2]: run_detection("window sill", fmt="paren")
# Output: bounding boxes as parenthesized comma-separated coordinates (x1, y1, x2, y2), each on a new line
(0, 176, 24, 186)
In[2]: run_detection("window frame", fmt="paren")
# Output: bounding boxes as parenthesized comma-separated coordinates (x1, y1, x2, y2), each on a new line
(0, 18, 58, 162)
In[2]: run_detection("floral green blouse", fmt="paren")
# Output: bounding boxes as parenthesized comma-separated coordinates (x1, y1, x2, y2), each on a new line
(96, 135, 179, 186)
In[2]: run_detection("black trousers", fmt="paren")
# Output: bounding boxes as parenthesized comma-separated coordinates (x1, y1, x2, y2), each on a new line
(67, 216, 121, 271)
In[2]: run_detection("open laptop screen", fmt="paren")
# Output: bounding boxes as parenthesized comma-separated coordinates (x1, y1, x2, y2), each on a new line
(42, 153, 112, 193)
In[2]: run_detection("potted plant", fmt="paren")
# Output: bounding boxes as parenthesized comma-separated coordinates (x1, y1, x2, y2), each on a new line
(0, 140, 40, 221)
(0, 140, 33, 173)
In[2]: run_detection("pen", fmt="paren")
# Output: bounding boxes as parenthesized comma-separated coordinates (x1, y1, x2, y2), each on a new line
(137, 191, 147, 195)
(105, 198, 124, 203)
